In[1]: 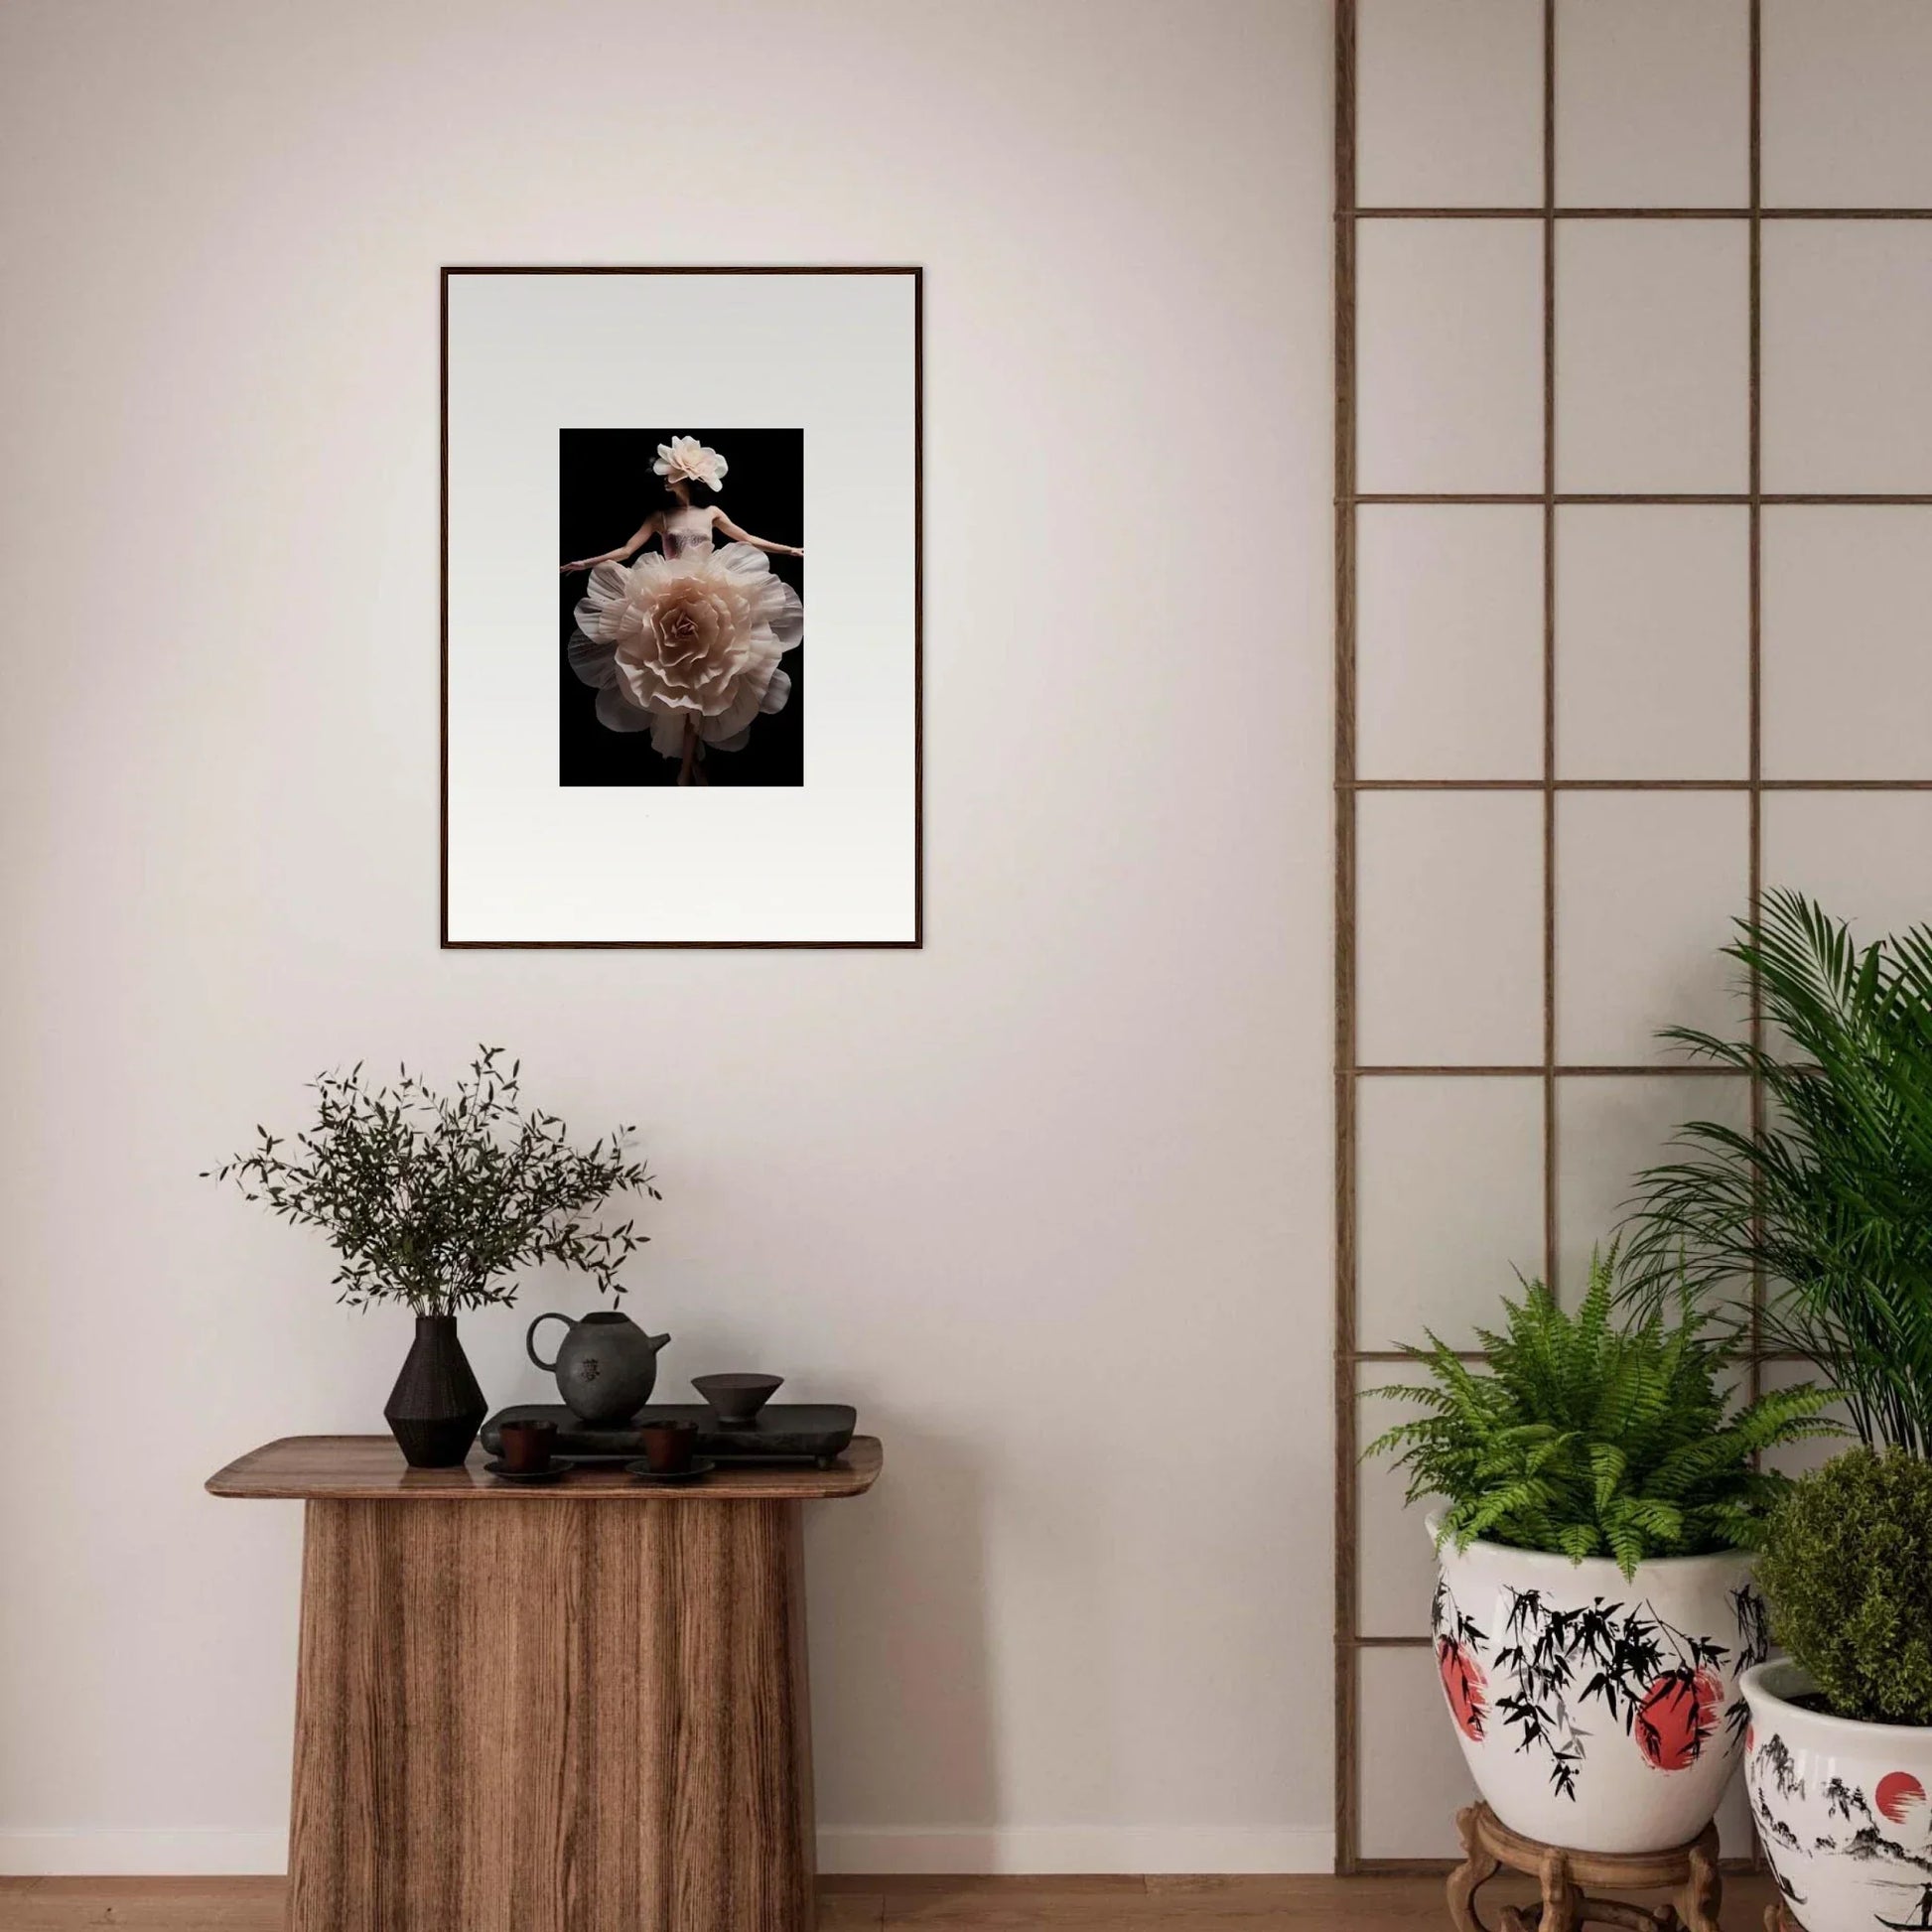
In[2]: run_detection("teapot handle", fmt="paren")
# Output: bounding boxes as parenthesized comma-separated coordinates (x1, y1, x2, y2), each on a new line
(526, 1311, 572, 1374)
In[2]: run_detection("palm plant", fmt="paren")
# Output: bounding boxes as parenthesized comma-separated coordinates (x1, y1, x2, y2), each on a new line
(1620, 890, 1932, 1455)
(1366, 1252, 1837, 1579)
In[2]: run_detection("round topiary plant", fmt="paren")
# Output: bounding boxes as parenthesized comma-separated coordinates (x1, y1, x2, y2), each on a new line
(1755, 1447, 1932, 1726)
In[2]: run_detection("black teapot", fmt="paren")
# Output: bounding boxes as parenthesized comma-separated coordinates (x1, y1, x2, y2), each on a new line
(525, 1310, 671, 1426)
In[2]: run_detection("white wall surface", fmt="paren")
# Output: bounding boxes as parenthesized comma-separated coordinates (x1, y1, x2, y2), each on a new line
(0, 0, 1336, 1877)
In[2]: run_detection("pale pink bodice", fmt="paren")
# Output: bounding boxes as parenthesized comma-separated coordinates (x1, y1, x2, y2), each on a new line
(660, 506, 716, 560)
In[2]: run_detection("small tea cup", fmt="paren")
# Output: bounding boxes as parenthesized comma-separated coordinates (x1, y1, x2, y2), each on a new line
(638, 1420, 699, 1474)
(498, 1419, 557, 1474)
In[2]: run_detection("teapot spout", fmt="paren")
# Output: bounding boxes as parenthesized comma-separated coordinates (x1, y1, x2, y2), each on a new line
(646, 1331, 671, 1352)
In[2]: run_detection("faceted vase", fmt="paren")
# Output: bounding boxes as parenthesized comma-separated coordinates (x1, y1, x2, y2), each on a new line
(383, 1313, 486, 1467)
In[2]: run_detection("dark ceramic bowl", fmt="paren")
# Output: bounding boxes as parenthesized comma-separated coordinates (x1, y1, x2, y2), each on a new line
(692, 1373, 784, 1427)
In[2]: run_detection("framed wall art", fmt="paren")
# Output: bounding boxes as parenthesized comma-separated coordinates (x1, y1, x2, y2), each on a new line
(441, 266, 921, 946)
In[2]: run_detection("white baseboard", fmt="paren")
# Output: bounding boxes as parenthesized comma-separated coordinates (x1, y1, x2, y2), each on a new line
(815, 1825, 1335, 1875)
(0, 1823, 1335, 1880)
(0, 1830, 288, 1875)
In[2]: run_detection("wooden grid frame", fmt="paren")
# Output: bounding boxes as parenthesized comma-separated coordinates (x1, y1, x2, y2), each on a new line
(1332, 0, 1932, 1872)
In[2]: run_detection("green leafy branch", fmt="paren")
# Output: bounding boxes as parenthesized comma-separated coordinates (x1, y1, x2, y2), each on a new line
(207, 1046, 660, 1315)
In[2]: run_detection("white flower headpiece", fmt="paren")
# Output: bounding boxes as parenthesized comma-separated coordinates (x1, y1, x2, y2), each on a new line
(652, 435, 727, 492)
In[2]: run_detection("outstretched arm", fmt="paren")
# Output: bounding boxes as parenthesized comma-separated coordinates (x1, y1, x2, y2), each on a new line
(713, 509, 802, 560)
(561, 512, 660, 574)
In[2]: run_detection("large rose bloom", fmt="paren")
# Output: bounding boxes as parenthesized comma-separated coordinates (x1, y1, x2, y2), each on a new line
(568, 542, 803, 758)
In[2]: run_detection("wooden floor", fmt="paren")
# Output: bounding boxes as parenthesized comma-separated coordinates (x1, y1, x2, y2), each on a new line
(0, 1871, 1783, 1928)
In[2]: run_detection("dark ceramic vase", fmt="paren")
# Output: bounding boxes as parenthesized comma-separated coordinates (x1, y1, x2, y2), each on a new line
(384, 1313, 487, 1467)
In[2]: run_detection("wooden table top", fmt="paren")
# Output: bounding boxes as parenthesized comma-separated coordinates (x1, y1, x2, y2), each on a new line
(207, 1434, 883, 1501)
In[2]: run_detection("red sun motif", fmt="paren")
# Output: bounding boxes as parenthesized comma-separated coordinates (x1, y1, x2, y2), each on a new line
(1635, 1667, 1722, 1771)
(1877, 1772, 1928, 1826)
(1438, 1637, 1488, 1742)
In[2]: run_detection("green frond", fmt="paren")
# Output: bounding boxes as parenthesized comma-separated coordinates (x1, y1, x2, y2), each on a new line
(1619, 894, 1932, 1459)
(1363, 1226, 1837, 1576)
(1587, 1443, 1626, 1514)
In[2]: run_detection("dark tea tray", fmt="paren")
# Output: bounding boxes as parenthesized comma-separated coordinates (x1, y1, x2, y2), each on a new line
(481, 1403, 857, 1468)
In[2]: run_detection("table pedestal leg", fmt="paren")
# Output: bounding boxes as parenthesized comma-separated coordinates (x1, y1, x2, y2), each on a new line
(287, 1497, 815, 1932)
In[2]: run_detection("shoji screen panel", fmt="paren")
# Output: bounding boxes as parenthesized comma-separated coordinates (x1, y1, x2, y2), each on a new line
(1334, 0, 1932, 1871)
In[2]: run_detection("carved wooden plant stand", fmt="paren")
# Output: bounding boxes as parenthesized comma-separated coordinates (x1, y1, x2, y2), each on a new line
(1447, 1803, 1723, 1932)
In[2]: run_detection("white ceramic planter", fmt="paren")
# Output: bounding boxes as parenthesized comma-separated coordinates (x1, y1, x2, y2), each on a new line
(1741, 1659, 1932, 1932)
(1427, 1516, 1766, 1853)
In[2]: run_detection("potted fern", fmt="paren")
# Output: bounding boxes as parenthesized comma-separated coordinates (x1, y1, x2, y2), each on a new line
(1369, 1254, 1835, 1855)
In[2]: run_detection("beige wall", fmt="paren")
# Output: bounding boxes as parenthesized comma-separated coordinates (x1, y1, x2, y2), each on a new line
(0, 0, 1335, 1877)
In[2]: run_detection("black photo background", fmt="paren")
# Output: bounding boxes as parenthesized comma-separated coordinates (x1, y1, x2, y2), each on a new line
(558, 428, 804, 786)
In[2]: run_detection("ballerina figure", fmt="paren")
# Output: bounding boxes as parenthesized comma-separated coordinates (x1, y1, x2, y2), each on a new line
(561, 436, 803, 785)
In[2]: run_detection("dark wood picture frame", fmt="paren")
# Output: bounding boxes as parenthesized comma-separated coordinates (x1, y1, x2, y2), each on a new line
(439, 264, 923, 950)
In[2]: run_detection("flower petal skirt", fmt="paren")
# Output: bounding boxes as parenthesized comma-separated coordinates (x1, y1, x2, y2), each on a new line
(569, 542, 804, 759)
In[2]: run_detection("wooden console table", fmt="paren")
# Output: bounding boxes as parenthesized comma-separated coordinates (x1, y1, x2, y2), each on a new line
(207, 1435, 883, 1932)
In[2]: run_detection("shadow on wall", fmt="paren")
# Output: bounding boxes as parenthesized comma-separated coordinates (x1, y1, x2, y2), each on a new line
(805, 1413, 995, 1868)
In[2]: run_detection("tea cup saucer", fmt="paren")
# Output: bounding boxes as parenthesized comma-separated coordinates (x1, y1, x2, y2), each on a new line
(483, 1457, 575, 1485)
(622, 1457, 717, 1486)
